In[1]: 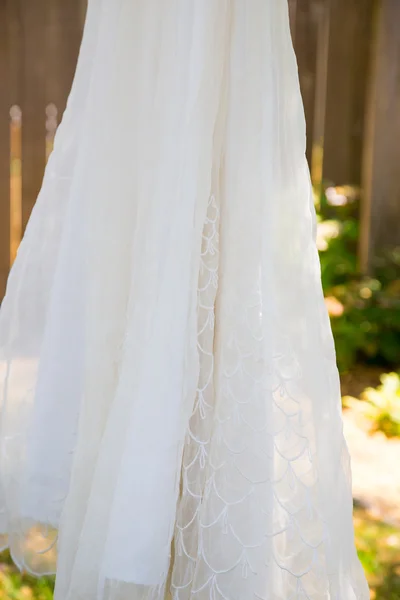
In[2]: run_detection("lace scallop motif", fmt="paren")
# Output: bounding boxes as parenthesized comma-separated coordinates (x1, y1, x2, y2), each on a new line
(171, 193, 333, 600)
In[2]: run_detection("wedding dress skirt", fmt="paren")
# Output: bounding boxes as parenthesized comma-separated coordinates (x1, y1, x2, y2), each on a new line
(0, 1, 368, 598)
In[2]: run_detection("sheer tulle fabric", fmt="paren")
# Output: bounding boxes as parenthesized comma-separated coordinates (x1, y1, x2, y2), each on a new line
(0, 1, 368, 598)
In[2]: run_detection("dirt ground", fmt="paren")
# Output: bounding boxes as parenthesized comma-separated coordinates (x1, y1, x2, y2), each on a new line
(341, 367, 400, 527)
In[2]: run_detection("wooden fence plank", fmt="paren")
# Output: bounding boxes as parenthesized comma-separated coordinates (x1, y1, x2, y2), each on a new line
(292, 0, 321, 164)
(310, 0, 331, 192)
(323, 0, 374, 187)
(20, 0, 47, 232)
(0, 2, 10, 299)
(46, 0, 85, 118)
(45, 0, 85, 159)
(8, 0, 24, 268)
(360, 0, 400, 271)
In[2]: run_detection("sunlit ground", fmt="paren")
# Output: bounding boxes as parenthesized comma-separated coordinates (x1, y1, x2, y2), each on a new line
(344, 370, 400, 599)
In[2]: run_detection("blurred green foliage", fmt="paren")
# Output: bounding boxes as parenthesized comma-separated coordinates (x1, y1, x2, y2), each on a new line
(358, 372, 400, 438)
(0, 551, 54, 599)
(317, 188, 400, 373)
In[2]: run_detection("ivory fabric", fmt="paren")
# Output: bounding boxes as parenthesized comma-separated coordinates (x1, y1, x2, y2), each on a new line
(0, 1, 368, 598)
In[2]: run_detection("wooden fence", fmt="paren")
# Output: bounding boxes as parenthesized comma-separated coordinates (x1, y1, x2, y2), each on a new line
(0, 0, 399, 299)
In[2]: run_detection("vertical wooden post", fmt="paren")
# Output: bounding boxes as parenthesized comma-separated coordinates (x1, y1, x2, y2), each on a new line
(8, 0, 24, 268)
(323, 0, 374, 187)
(310, 0, 331, 194)
(20, 0, 47, 232)
(360, 0, 400, 271)
(46, 0, 85, 121)
(0, 2, 10, 299)
(292, 0, 322, 165)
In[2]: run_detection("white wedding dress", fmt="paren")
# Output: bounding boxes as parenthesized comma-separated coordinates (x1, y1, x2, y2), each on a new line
(0, 1, 369, 598)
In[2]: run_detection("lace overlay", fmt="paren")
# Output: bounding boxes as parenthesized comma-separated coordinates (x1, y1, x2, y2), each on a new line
(173, 192, 220, 599)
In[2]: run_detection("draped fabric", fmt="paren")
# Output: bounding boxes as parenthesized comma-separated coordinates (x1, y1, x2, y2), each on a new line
(0, 1, 368, 598)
